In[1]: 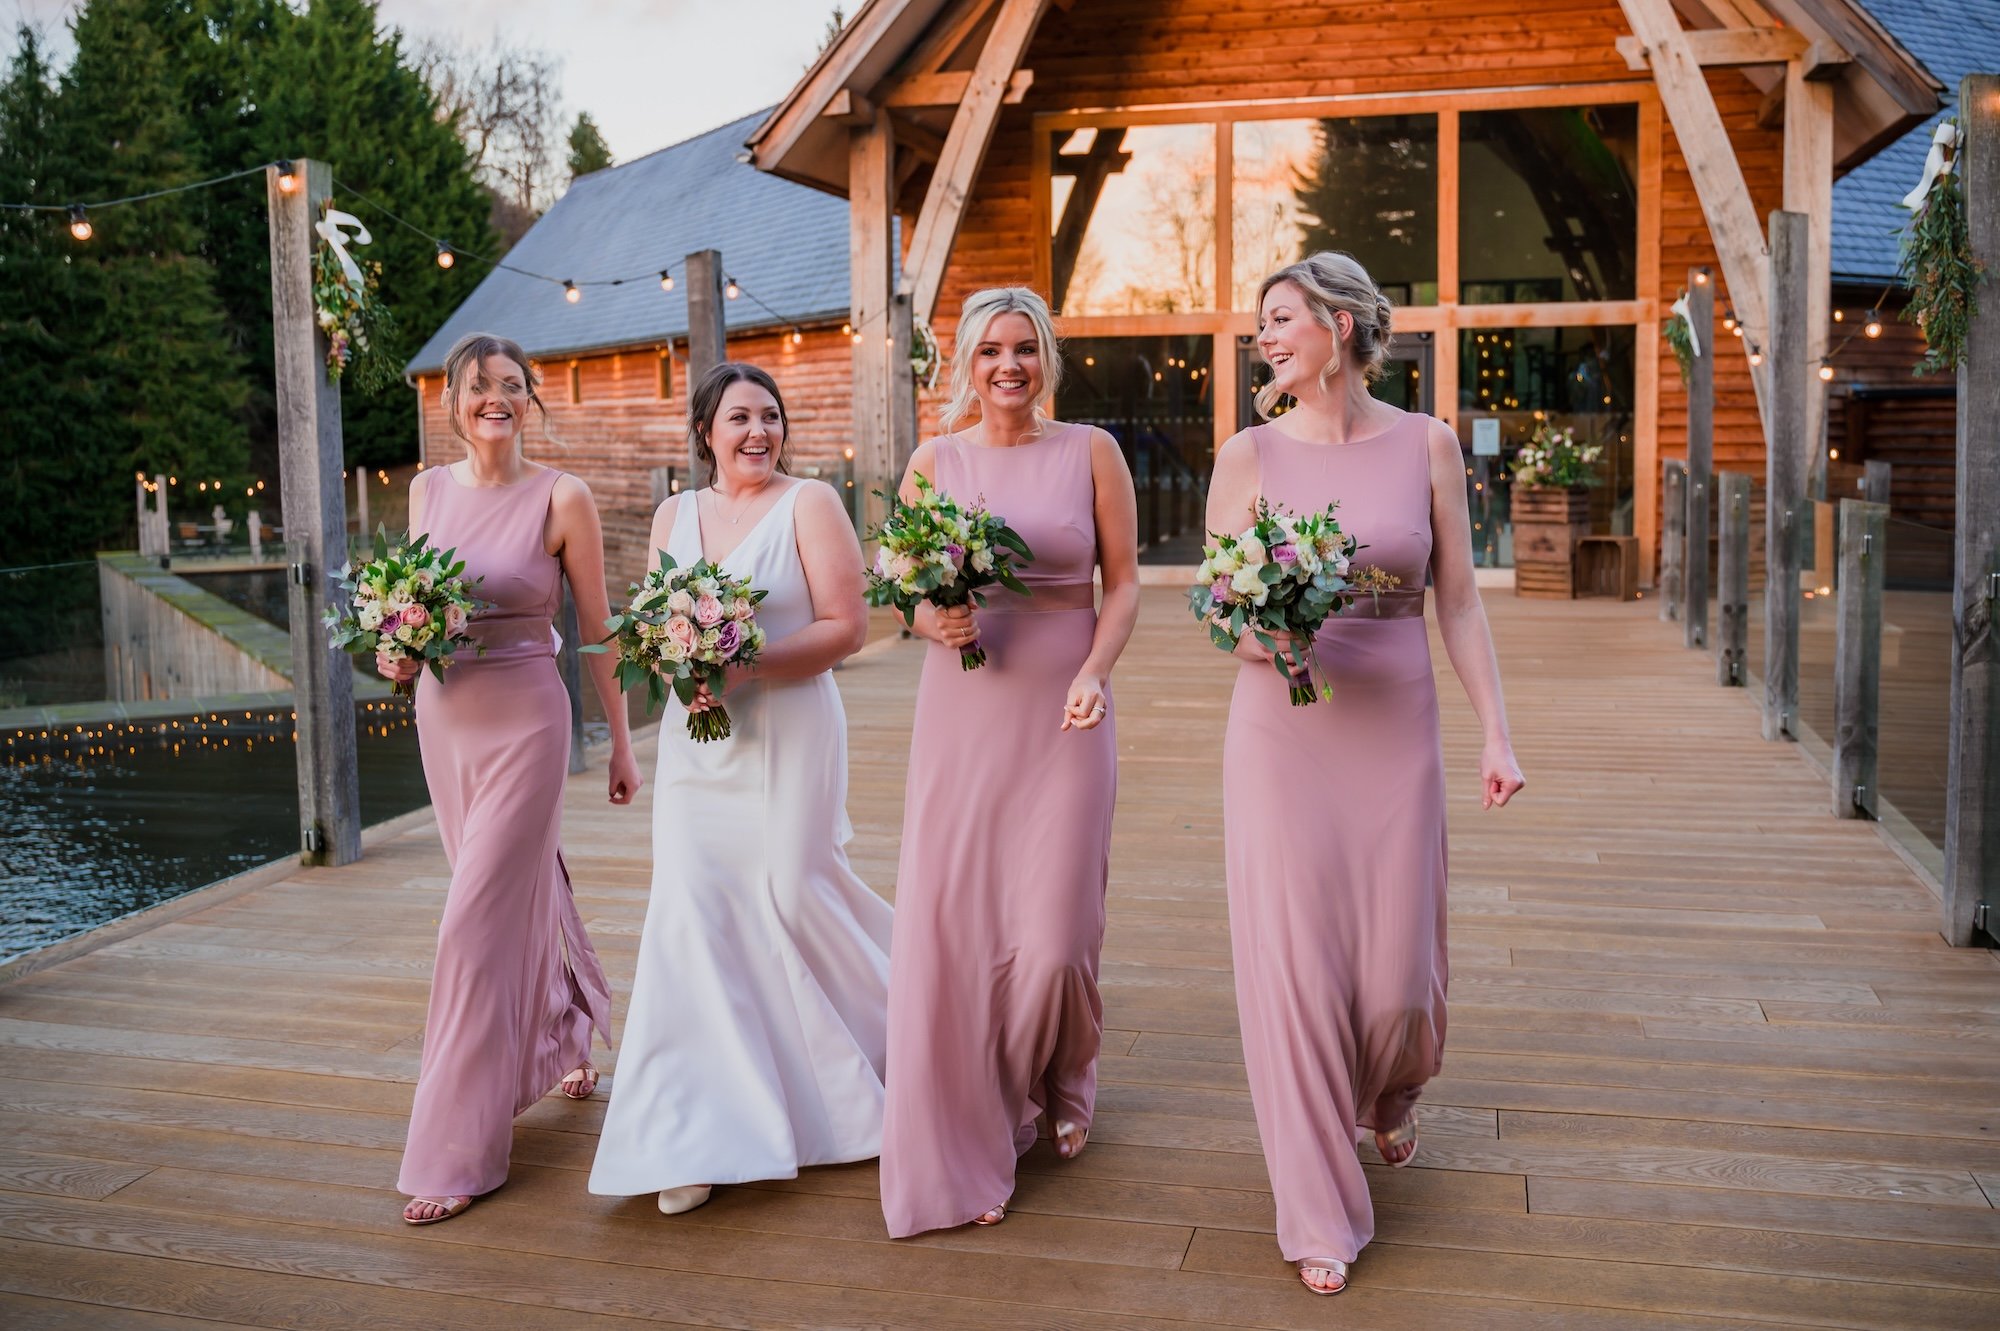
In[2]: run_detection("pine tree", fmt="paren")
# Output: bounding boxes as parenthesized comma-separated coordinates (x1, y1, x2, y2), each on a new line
(565, 111, 612, 181)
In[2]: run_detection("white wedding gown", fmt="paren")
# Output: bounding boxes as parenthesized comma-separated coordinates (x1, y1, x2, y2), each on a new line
(588, 481, 893, 1195)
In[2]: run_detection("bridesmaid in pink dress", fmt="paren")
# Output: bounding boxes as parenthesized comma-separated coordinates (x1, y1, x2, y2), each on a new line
(1207, 255, 1525, 1294)
(880, 287, 1140, 1235)
(379, 333, 642, 1225)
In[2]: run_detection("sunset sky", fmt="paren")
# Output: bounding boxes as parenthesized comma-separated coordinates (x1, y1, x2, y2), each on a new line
(10, 0, 841, 161)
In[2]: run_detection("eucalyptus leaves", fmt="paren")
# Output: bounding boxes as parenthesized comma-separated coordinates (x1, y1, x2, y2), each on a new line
(1898, 117, 1984, 376)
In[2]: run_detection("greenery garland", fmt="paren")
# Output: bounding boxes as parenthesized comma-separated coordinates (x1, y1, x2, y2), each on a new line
(1898, 120, 1984, 376)
(312, 228, 401, 394)
(1664, 298, 1696, 385)
(910, 314, 942, 390)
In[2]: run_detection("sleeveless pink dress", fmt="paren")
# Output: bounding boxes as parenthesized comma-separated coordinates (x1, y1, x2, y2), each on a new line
(880, 424, 1117, 1237)
(1223, 413, 1447, 1265)
(397, 463, 612, 1201)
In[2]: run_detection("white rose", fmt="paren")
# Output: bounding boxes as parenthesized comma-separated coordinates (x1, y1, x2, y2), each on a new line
(1213, 548, 1242, 576)
(357, 602, 383, 631)
(1240, 537, 1267, 565)
(1229, 565, 1269, 605)
(413, 568, 437, 591)
(659, 635, 687, 663)
(971, 546, 995, 573)
(667, 589, 694, 615)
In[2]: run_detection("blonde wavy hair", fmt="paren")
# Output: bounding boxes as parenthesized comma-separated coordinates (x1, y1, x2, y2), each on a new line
(1253, 252, 1395, 419)
(940, 286, 1064, 431)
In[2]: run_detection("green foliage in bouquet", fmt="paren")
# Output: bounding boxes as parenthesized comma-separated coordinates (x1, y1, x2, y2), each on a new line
(1899, 132, 1984, 377)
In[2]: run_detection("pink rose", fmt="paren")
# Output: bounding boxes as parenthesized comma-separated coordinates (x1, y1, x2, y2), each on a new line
(379, 609, 403, 634)
(714, 620, 742, 656)
(731, 596, 754, 622)
(401, 602, 430, 629)
(694, 593, 724, 627)
(665, 616, 697, 651)
(1271, 543, 1298, 565)
(444, 603, 467, 636)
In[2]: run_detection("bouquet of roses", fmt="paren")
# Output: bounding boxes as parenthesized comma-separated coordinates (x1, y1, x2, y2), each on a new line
(1188, 498, 1363, 706)
(865, 474, 1034, 670)
(324, 527, 484, 698)
(588, 551, 767, 742)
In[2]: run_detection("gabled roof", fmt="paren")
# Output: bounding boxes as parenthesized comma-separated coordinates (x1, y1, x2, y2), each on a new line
(1834, 0, 2000, 284)
(406, 110, 853, 374)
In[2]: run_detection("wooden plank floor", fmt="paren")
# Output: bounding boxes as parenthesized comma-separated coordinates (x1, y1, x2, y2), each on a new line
(3, 588, 1997, 1329)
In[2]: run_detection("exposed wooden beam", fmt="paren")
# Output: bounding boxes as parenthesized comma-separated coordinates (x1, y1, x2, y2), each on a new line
(894, 0, 999, 83)
(1617, 26, 1807, 71)
(882, 67, 1034, 108)
(1618, 0, 1770, 412)
(851, 111, 898, 534)
(1802, 39, 1853, 82)
(889, 110, 947, 163)
(905, 0, 1052, 324)
(1782, 0, 1941, 116)
(826, 88, 877, 126)
(747, 0, 920, 169)
(1784, 58, 1833, 497)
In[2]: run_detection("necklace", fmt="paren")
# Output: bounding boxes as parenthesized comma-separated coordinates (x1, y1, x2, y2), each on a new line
(707, 485, 756, 525)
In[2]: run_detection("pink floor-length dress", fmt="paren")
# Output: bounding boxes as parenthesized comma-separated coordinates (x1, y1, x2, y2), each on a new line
(880, 423, 1117, 1237)
(397, 463, 612, 1201)
(1223, 412, 1448, 1265)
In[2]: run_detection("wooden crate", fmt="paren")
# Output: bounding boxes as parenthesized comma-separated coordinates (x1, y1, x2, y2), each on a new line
(1576, 534, 1640, 600)
(1513, 486, 1589, 600)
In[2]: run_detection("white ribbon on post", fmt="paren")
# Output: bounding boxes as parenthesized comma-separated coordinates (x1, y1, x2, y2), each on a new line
(1901, 120, 1958, 209)
(313, 208, 373, 288)
(1669, 291, 1702, 358)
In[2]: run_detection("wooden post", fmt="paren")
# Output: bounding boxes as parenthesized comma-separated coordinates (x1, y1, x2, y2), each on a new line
(1832, 500, 1885, 819)
(1660, 458, 1685, 622)
(1718, 470, 1750, 687)
(1945, 73, 2000, 946)
(1684, 269, 1714, 647)
(684, 249, 726, 490)
(1763, 211, 1810, 741)
(890, 289, 919, 484)
(248, 510, 264, 562)
(354, 466, 370, 540)
(137, 474, 168, 560)
(1862, 458, 1892, 506)
(559, 581, 587, 777)
(850, 112, 896, 535)
(267, 158, 361, 866)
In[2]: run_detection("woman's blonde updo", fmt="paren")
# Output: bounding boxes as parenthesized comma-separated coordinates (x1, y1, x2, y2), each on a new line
(941, 286, 1064, 431)
(439, 332, 549, 444)
(1254, 252, 1395, 419)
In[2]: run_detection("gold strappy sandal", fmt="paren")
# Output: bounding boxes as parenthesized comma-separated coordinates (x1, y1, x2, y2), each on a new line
(559, 1062, 598, 1099)
(402, 1195, 472, 1225)
(1297, 1257, 1348, 1295)
(972, 1202, 1007, 1226)
(1375, 1114, 1419, 1168)
(1054, 1119, 1089, 1160)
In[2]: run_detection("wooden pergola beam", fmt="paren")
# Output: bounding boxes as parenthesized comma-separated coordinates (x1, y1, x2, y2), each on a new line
(882, 67, 1034, 108)
(1619, 0, 1771, 411)
(1616, 27, 1808, 70)
(904, 0, 1052, 324)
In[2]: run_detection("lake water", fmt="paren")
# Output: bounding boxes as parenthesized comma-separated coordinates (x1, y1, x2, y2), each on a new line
(0, 703, 431, 962)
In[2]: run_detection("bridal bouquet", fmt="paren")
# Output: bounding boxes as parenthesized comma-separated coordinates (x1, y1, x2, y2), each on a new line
(589, 551, 767, 742)
(324, 527, 484, 698)
(1509, 420, 1604, 489)
(865, 474, 1034, 670)
(1189, 499, 1362, 706)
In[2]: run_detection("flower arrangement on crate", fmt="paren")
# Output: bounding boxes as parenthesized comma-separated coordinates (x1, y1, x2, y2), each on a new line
(1509, 420, 1604, 491)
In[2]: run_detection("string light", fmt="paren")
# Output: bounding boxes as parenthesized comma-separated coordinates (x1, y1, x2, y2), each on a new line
(841, 321, 852, 335)
(434, 240, 455, 269)
(1693, 268, 1709, 285)
(1818, 363, 1836, 382)
(1723, 310, 1737, 332)
(1864, 310, 1883, 339)
(563, 280, 580, 304)
(790, 329, 803, 345)
(1832, 308, 1845, 323)
(66, 204, 92, 241)
(276, 160, 300, 194)
(660, 271, 674, 292)
(1747, 343, 1764, 367)
(725, 277, 741, 300)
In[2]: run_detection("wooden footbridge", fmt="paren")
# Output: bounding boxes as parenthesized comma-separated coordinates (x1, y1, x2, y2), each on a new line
(1, 588, 1996, 1329)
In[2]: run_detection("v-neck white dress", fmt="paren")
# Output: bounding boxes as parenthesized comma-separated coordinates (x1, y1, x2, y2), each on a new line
(588, 480, 893, 1195)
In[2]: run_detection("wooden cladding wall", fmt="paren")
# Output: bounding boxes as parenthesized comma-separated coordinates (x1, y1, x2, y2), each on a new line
(415, 327, 855, 593)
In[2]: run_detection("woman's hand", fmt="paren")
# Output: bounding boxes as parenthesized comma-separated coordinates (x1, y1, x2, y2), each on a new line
(1480, 739, 1525, 810)
(928, 603, 979, 652)
(606, 743, 642, 806)
(1060, 673, 1109, 731)
(375, 648, 421, 684)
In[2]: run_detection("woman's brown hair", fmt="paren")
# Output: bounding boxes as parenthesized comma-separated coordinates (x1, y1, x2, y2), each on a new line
(687, 361, 791, 472)
(439, 333, 550, 444)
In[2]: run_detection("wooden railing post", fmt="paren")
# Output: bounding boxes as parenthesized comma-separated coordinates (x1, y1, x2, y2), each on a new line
(1684, 269, 1714, 647)
(684, 249, 727, 491)
(1660, 458, 1686, 622)
(267, 158, 361, 867)
(1862, 458, 1891, 506)
(1764, 210, 1810, 741)
(1717, 470, 1750, 687)
(559, 582, 587, 776)
(1945, 73, 2000, 945)
(1833, 500, 1885, 819)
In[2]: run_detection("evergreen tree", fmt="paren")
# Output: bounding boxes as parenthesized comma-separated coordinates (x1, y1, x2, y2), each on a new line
(565, 111, 612, 181)
(1292, 115, 1437, 300)
(0, 6, 249, 564)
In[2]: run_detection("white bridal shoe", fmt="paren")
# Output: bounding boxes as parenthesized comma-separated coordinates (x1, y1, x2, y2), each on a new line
(657, 1185, 713, 1215)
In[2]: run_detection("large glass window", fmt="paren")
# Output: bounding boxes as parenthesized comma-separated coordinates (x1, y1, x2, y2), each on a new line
(1457, 325, 1637, 566)
(1058, 335, 1214, 561)
(1050, 125, 1217, 316)
(1232, 115, 1437, 310)
(1459, 106, 1638, 304)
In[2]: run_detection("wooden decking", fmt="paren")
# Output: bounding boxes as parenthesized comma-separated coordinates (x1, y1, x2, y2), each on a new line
(3, 588, 1997, 1330)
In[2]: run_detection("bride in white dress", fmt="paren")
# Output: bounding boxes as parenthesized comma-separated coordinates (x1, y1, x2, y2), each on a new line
(588, 362, 892, 1214)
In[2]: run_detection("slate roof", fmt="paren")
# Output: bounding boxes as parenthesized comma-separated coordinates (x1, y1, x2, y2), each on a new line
(406, 109, 855, 373)
(1835, 0, 2000, 284)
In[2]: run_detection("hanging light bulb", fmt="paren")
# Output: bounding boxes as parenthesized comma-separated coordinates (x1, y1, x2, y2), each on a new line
(1722, 309, 1737, 332)
(434, 240, 455, 269)
(563, 280, 581, 304)
(66, 204, 92, 242)
(1864, 310, 1883, 339)
(1832, 308, 1845, 323)
(657, 271, 673, 292)
(850, 331, 862, 345)
(1694, 268, 1709, 285)
(276, 160, 300, 194)
(1747, 343, 1764, 367)
(841, 320, 852, 335)
(725, 277, 740, 300)
(1818, 363, 1835, 382)
(791, 329, 803, 346)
